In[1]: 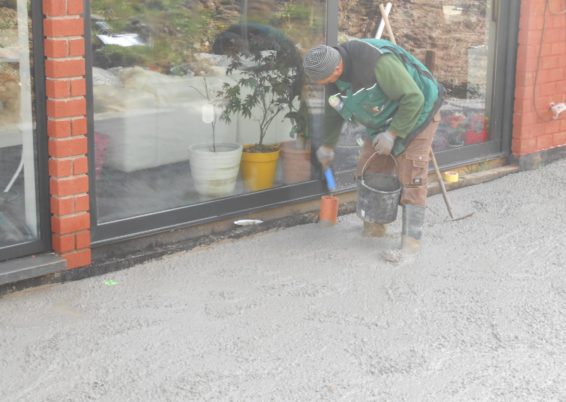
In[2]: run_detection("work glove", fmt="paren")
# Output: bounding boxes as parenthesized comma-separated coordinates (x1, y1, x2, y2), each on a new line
(316, 145, 335, 169)
(372, 131, 396, 155)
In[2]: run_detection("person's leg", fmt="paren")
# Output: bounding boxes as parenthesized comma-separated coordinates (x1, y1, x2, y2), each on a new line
(356, 137, 395, 237)
(384, 113, 441, 260)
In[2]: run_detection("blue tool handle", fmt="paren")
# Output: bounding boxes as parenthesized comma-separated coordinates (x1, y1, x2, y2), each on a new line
(324, 167, 337, 192)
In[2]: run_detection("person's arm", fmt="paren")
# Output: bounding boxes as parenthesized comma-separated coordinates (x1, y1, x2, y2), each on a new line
(375, 54, 424, 139)
(322, 99, 343, 147)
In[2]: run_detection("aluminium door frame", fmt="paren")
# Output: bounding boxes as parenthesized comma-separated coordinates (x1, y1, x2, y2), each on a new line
(0, 1, 51, 262)
(86, 0, 336, 244)
(434, 0, 519, 167)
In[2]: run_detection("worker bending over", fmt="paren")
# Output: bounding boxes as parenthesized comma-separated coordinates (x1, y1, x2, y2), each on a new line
(303, 39, 443, 261)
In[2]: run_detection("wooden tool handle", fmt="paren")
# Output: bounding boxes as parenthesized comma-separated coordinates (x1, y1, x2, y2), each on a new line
(430, 150, 455, 220)
(379, 3, 397, 45)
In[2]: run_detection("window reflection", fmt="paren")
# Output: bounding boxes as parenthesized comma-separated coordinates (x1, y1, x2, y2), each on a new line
(0, 0, 38, 249)
(92, 0, 327, 223)
(332, 0, 494, 180)
(363, 1, 494, 152)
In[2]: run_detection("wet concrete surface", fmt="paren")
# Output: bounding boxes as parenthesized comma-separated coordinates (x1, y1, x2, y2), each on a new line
(1, 158, 566, 401)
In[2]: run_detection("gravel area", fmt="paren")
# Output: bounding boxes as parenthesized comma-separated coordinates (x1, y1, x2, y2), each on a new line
(1, 159, 566, 401)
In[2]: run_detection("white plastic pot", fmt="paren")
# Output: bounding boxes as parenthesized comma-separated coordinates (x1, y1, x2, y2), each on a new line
(188, 143, 243, 197)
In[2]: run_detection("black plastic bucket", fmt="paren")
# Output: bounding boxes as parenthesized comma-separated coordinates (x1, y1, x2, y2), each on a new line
(356, 153, 402, 224)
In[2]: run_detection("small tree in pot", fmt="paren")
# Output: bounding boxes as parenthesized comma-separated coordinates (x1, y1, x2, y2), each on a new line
(217, 31, 303, 190)
(188, 76, 222, 150)
(187, 76, 243, 198)
(218, 48, 302, 152)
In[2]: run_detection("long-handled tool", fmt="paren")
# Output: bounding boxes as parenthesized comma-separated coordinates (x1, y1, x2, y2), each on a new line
(375, 2, 392, 39)
(379, 3, 397, 45)
(429, 151, 473, 221)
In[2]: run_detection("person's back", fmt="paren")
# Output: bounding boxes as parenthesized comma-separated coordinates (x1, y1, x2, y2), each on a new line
(303, 41, 444, 263)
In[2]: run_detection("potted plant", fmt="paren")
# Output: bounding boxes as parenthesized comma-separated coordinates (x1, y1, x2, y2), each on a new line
(187, 76, 243, 198)
(280, 98, 312, 184)
(218, 43, 302, 191)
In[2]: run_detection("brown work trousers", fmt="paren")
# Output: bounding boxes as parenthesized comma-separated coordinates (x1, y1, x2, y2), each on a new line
(356, 112, 441, 207)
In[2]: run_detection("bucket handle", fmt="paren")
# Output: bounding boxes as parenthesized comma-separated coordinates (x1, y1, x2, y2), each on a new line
(360, 152, 399, 182)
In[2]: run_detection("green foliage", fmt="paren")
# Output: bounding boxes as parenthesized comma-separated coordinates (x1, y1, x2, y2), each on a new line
(276, 2, 325, 50)
(93, 45, 150, 69)
(91, 0, 218, 71)
(285, 99, 309, 140)
(218, 48, 301, 148)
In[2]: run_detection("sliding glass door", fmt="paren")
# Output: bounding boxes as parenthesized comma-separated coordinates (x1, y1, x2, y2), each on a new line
(330, 0, 518, 184)
(86, 0, 518, 242)
(87, 0, 332, 241)
(0, 1, 49, 261)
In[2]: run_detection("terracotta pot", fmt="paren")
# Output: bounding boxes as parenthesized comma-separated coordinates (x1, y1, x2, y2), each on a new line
(280, 140, 312, 185)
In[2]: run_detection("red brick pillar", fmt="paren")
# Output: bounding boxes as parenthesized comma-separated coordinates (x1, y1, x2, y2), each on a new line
(513, 0, 566, 156)
(43, 0, 91, 269)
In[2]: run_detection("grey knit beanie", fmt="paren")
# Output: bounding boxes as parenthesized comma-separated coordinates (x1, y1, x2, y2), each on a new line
(303, 45, 340, 82)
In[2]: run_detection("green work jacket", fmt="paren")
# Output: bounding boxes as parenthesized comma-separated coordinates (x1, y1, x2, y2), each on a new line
(323, 39, 444, 155)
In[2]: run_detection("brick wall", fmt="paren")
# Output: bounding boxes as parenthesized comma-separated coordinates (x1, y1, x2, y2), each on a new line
(513, 0, 566, 156)
(44, 0, 90, 269)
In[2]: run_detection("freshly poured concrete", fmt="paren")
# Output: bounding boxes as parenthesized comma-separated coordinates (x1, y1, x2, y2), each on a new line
(2, 159, 566, 401)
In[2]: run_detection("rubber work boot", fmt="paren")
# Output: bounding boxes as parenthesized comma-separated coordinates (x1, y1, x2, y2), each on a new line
(382, 205, 425, 264)
(362, 221, 387, 237)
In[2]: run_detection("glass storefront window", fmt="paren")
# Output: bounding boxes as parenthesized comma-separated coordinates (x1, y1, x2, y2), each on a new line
(91, 0, 328, 224)
(0, 0, 40, 250)
(429, 2, 495, 152)
(331, 0, 497, 185)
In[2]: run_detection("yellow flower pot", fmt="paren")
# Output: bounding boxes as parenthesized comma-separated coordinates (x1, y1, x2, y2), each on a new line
(240, 145, 280, 191)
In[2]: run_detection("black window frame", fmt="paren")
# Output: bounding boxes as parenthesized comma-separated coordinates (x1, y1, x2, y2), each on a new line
(433, 0, 519, 167)
(0, 1, 51, 262)
(86, 0, 336, 244)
